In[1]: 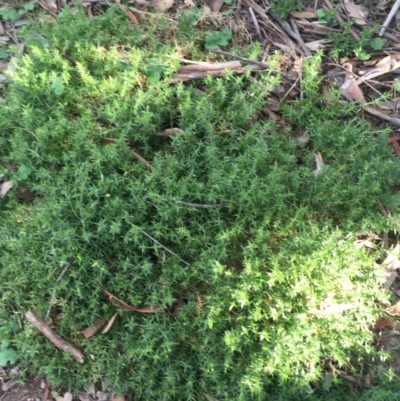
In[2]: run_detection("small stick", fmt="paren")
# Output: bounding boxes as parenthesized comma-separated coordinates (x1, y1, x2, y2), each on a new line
(45, 262, 70, 321)
(132, 151, 153, 170)
(25, 311, 84, 363)
(328, 361, 370, 389)
(129, 223, 190, 266)
(176, 201, 226, 208)
(290, 17, 312, 56)
(249, 7, 261, 39)
(379, 0, 400, 36)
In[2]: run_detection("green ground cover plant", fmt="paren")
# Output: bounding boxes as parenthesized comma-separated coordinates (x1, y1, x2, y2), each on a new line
(1, 5, 400, 400)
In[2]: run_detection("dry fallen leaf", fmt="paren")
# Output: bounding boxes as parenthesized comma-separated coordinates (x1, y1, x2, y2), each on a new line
(312, 152, 323, 177)
(112, 397, 125, 401)
(341, 63, 365, 102)
(374, 318, 394, 329)
(298, 131, 310, 145)
(102, 313, 118, 334)
(344, 0, 367, 25)
(0, 181, 13, 197)
(64, 392, 73, 401)
(386, 300, 400, 316)
(151, 0, 174, 12)
(17, 187, 36, 201)
(382, 244, 400, 289)
(81, 316, 106, 339)
(78, 392, 93, 401)
(309, 303, 354, 316)
(305, 39, 332, 51)
(204, 394, 220, 401)
(39, 0, 58, 12)
(207, 0, 223, 12)
(154, 128, 185, 136)
(353, 239, 376, 249)
(291, 10, 317, 18)
(357, 55, 400, 83)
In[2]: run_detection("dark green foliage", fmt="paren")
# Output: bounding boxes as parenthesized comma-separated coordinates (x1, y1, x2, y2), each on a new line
(0, 6, 399, 401)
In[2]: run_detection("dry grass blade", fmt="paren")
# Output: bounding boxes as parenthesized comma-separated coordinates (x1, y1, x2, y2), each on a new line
(102, 313, 118, 334)
(0, 181, 13, 197)
(312, 152, 324, 176)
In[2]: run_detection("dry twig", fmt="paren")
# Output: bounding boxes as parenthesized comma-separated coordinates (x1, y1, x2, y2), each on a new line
(25, 311, 84, 363)
(45, 262, 70, 321)
(379, 0, 400, 36)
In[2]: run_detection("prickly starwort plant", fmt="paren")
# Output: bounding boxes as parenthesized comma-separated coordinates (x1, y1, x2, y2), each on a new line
(0, 5, 399, 401)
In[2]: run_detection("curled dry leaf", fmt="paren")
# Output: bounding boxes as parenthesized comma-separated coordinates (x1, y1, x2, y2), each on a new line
(341, 63, 365, 102)
(151, 0, 174, 12)
(386, 300, 400, 316)
(344, 0, 368, 25)
(374, 318, 394, 329)
(353, 239, 376, 249)
(207, 0, 223, 12)
(81, 316, 106, 339)
(291, 10, 317, 18)
(0, 181, 13, 197)
(312, 152, 323, 177)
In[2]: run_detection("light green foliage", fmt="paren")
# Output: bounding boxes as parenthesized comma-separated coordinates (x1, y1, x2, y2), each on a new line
(17, 164, 31, 180)
(50, 76, 64, 96)
(205, 29, 232, 49)
(145, 58, 169, 81)
(0, 343, 18, 367)
(0, 6, 399, 401)
(0, 2, 34, 21)
(0, 48, 9, 59)
(370, 37, 385, 51)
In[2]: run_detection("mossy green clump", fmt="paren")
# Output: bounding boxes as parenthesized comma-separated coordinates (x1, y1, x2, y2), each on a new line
(0, 6, 399, 401)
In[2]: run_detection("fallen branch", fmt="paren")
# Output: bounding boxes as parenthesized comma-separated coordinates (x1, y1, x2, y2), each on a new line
(132, 151, 153, 170)
(177, 61, 241, 73)
(169, 64, 264, 83)
(379, 0, 400, 36)
(365, 106, 400, 127)
(25, 311, 84, 363)
(328, 360, 370, 389)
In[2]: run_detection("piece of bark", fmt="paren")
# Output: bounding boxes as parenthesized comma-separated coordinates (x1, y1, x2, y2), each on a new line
(25, 311, 84, 363)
